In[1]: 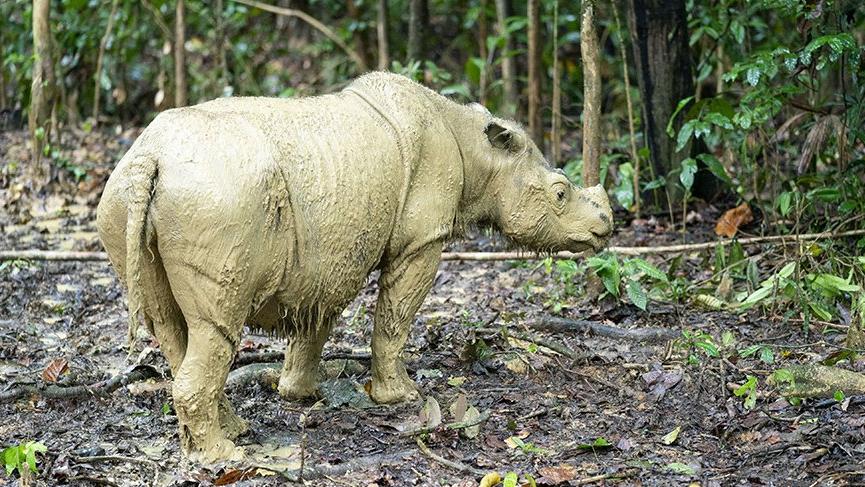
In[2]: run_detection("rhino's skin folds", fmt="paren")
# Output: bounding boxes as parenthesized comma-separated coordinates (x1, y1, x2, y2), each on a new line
(96, 72, 614, 462)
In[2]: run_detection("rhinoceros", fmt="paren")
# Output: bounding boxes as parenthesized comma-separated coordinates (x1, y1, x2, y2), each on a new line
(96, 72, 613, 461)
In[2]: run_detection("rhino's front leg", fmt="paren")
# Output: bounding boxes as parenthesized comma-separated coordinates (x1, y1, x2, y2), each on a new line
(370, 243, 442, 404)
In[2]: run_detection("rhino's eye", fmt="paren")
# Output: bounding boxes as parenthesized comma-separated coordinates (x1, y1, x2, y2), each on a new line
(556, 189, 566, 202)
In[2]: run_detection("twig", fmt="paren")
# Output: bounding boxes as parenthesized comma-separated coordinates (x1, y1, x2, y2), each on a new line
(399, 409, 491, 437)
(0, 365, 160, 402)
(525, 317, 679, 343)
(415, 437, 486, 477)
(477, 327, 581, 360)
(229, 0, 368, 71)
(259, 449, 414, 482)
(6, 229, 865, 262)
(233, 350, 372, 367)
(72, 455, 158, 468)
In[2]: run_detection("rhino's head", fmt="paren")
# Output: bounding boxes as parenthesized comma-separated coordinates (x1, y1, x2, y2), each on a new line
(469, 114, 614, 253)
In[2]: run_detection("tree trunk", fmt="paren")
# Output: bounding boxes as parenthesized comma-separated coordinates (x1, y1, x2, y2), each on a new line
(581, 0, 601, 186)
(526, 0, 542, 148)
(93, 0, 120, 125)
(494, 0, 517, 117)
(626, 0, 693, 200)
(377, 0, 390, 70)
(347, 0, 373, 69)
(551, 1, 561, 166)
(407, 0, 427, 61)
(478, 0, 489, 105)
(174, 0, 187, 107)
(216, 0, 229, 93)
(29, 0, 55, 187)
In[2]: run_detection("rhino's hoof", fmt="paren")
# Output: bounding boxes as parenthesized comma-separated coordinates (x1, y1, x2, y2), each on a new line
(188, 438, 244, 464)
(218, 398, 249, 440)
(277, 375, 319, 400)
(369, 377, 420, 404)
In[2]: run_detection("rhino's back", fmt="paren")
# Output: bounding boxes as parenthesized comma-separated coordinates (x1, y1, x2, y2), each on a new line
(130, 92, 411, 318)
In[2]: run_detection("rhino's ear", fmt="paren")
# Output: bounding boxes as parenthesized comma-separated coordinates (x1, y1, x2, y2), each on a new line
(485, 121, 523, 153)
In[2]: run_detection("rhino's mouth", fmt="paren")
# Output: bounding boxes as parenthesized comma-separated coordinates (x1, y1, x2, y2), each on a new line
(568, 233, 610, 253)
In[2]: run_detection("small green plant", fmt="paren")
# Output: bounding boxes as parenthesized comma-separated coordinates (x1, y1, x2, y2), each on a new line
(3, 441, 47, 485)
(506, 436, 548, 456)
(586, 254, 669, 310)
(734, 375, 758, 410)
(676, 330, 720, 365)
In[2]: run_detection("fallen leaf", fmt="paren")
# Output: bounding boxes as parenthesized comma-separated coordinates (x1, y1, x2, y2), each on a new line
(662, 426, 681, 445)
(462, 406, 481, 439)
(505, 357, 528, 374)
(537, 464, 576, 484)
(666, 462, 696, 475)
(479, 472, 502, 487)
(214, 467, 257, 485)
(616, 437, 635, 451)
(41, 358, 69, 383)
(449, 394, 468, 422)
(715, 203, 753, 238)
(418, 396, 442, 429)
(447, 375, 466, 387)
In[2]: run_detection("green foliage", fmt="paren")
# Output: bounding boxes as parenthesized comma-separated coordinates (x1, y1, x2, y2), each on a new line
(676, 330, 719, 365)
(733, 375, 758, 409)
(3, 442, 47, 480)
(586, 254, 669, 310)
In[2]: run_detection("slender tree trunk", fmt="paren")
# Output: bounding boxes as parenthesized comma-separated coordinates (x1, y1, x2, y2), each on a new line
(527, 0, 542, 148)
(627, 0, 693, 201)
(377, 0, 390, 70)
(551, 1, 561, 166)
(29, 0, 55, 187)
(612, 0, 641, 215)
(494, 0, 517, 117)
(216, 0, 229, 93)
(407, 0, 427, 61)
(478, 0, 489, 105)
(347, 0, 373, 69)
(581, 0, 601, 187)
(174, 0, 187, 107)
(0, 66, 7, 109)
(93, 0, 120, 125)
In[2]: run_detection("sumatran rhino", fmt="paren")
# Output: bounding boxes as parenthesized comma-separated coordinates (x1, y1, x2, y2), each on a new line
(96, 72, 614, 461)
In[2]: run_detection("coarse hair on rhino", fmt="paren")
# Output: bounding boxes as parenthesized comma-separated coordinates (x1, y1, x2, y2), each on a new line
(96, 72, 613, 462)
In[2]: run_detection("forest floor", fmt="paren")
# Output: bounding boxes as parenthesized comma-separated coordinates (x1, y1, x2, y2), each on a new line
(1, 128, 864, 487)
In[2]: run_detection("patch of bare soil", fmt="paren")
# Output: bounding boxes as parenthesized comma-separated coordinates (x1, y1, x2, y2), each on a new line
(1, 130, 864, 486)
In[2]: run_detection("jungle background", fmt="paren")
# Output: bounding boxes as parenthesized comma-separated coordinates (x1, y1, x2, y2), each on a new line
(2, 0, 865, 485)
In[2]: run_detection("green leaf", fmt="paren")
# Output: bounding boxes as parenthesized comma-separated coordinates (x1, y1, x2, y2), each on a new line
(738, 345, 760, 358)
(740, 286, 772, 309)
(667, 462, 696, 475)
(695, 340, 719, 357)
(626, 280, 648, 310)
(778, 191, 793, 216)
(834, 390, 845, 402)
(731, 20, 745, 44)
(666, 96, 695, 137)
(503, 471, 519, 487)
(759, 347, 775, 364)
(676, 122, 695, 152)
(697, 154, 732, 186)
(629, 258, 668, 282)
(662, 426, 681, 445)
(679, 158, 698, 191)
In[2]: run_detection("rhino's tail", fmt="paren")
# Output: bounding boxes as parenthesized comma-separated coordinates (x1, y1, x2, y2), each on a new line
(124, 154, 159, 349)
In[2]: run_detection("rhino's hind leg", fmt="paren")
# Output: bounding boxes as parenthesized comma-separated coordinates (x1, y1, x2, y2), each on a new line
(278, 318, 334, 400)
(172, 319, 241, 462)
(143, 257, 247, 441)
(369, 244, 442, 404)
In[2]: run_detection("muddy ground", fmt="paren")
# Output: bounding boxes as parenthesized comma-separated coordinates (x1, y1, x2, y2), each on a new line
(1, 129, 864, 486)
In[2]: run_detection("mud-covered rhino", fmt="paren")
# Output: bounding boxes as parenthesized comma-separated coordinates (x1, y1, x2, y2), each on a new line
(97, 72, 613, 461)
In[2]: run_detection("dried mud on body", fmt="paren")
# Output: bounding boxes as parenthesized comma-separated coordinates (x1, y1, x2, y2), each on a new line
(1, 131, 864, 486)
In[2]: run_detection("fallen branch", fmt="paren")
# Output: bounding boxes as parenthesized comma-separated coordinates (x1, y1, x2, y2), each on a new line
(768, 364, 865, 399)
(226, 362, 280, 389)
(8, 229, 864, 262)
(477, 327, 582, 360)
(0, 365, 160, 403)
(415, 437, 486, 477)
(260, 449, 414, 482)
(233, 350, 372, 367)
(229, 0, 368, 71)
(525, 317, 679, 343)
